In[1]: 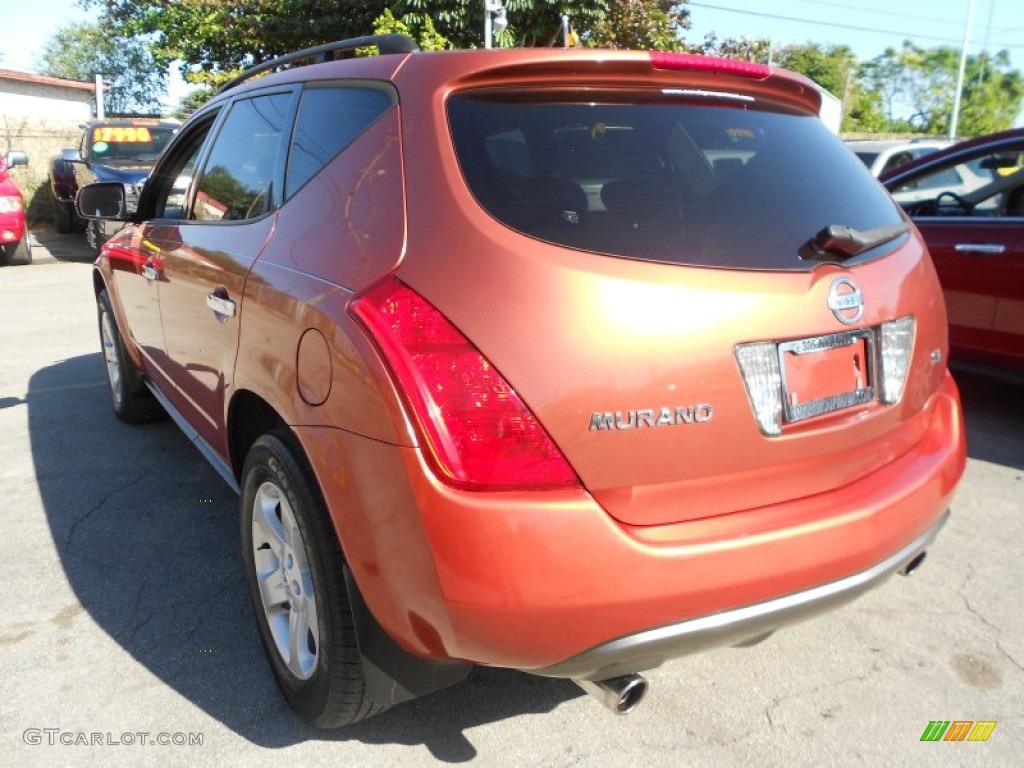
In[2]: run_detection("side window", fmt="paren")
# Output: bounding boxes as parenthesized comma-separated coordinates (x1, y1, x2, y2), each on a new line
(166, 145, 204, 219)
(194, 93, 293, 222)
(285, 85, 395, 198)
(892, 148, 1024, 216)
(879, 151, 913, 176)
(141, 111, 219, 221)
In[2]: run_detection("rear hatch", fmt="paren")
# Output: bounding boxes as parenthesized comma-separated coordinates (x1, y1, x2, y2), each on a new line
(394, 52, 949, 526)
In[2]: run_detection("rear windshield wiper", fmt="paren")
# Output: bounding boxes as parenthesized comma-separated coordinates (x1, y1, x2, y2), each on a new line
(800, 221, 910, 263)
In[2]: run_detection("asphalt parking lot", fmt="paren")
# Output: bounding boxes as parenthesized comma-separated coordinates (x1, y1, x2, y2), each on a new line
(1, 230, 1021, 767)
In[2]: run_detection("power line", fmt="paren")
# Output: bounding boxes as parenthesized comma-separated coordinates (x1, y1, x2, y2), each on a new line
(687, 1, 1024, 50)
(784, 0, 965, 29)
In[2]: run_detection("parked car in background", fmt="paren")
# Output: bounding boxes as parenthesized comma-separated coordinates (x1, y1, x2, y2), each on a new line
(881, 129, 1024, 374)
(78, 36, 965, 728)
(0, 150, 31, 266)
(845, 138, 952, 177)
(50, 117, 178, 249)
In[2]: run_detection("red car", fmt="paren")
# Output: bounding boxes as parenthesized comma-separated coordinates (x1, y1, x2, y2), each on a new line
(78, 36, 965, 727)
(0, 150, 31, 266)
(881, 129, 1024, 374)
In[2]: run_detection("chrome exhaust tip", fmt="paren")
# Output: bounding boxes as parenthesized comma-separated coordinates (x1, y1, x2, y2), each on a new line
(574, 673, 648, 715)
(899, 550, 927, 577)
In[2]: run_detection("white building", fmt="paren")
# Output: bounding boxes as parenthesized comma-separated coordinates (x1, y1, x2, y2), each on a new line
(0, 70, 97, 222)
(0, 69, 95, 122)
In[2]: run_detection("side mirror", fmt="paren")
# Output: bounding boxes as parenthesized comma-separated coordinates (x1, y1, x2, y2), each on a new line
(4, 150, 29, 168)
(76, 182, 130, 221)
(61, 148, 85, 163)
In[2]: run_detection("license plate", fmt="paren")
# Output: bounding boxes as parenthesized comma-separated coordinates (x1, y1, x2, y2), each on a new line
(778, 330, 875, 423)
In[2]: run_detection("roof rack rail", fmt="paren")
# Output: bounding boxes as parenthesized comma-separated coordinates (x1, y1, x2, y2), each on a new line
(218, 34, 419, 94)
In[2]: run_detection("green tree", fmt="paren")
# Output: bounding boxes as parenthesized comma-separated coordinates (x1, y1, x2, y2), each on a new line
(87, 1, 608, 81)
(370, 9, 450, 52)
(86, 1, 693, 85)
(173, 88, 215, 120)
(775, 43, 887, 133)
(587, 1, 689, 50)
(861, 42, 1023, 136)
(958, 49, 1024, 136)
(37, 22, 166, 114)
(84, 1, 391, 85)
(394, 1, 610, 48)
(692, 32, 770, 62)
(775, 43, 853, 98)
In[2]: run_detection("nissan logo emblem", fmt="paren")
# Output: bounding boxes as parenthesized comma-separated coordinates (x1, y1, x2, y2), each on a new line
(827, 277, 864, 325)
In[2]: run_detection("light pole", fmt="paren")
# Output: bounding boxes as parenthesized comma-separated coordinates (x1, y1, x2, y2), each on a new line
(94, 74, 106, 119)
(484, 0, 507, 49)
(949, 0, 976, 139)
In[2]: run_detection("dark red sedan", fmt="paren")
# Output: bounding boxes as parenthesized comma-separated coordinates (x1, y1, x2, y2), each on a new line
(881, 129, 1024, 374)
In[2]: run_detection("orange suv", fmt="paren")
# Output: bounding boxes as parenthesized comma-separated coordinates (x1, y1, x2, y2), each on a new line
(78, 35, 966, 727)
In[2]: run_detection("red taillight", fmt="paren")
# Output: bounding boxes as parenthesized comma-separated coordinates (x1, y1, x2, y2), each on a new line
(650, 51, 770, 79)
(350, 278, 579, 491)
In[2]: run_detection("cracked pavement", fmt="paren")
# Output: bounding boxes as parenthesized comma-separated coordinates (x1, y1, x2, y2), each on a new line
(1, 241, 1021, 766)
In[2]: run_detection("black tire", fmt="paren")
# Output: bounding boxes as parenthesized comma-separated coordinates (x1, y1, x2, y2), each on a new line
(241, 431, 385, 728)
(97, 289, 164, 423)
(0, 233, 32, 266)
(53, 199, 77, 234)
(86, 220, 106, 253)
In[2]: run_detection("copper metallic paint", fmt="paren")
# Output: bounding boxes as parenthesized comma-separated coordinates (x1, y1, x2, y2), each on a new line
(93, 47, 966, 679)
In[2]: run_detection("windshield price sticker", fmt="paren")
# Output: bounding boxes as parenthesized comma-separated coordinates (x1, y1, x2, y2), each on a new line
(92, 126, 153, 144)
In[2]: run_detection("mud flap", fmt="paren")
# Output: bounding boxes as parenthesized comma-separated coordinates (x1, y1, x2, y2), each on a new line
(343, 565, 471, 706)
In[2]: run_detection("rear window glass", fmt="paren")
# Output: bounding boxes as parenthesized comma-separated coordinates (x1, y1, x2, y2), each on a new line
(448, 92, 904, 270)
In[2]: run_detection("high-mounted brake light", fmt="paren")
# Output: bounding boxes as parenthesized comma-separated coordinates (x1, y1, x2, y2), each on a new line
(650, 51, 770, 79)
(350, 279, 580, 491)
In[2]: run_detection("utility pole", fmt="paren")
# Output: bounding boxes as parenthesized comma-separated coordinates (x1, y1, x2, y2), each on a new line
(484, 1, 508, 49)
(949, 0, 976, 139)
(95, 74, 105, 120)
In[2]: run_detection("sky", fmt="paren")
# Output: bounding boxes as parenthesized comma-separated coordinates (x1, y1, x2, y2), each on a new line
(1, 0, 1022, 113)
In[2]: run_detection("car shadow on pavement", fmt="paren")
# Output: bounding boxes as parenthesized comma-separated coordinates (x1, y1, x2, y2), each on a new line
(953, 368, 1024, 471)
(31, 227, 95, 263)
(28, 353, 579, 759)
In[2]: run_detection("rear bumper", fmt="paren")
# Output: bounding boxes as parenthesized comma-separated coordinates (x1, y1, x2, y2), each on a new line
(532, 509, 946, 680)
(298, 371, 965, 675)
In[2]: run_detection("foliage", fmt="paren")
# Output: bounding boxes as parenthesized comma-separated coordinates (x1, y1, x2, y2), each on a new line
(861, 42, 1023, 137)
(587, 1, 689, 50)
(395, 0, 610, 48)
(774, 43, 887, 133)
(958, 50, 1024, 136)
(78, 1, 1022, 137)
(84, 0, 690, 81)
(83, 1, 390, 85)
(37, 22, 166, 114)
(370, 9, 450, 52)
(693, 32, 770, 63)
(775, 42, 853, 97)
(173, 88, 215, 120)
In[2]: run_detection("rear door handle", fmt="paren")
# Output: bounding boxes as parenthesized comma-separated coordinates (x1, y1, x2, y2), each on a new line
(954, 243, 1006, 255)
(206, 293, 236, 317)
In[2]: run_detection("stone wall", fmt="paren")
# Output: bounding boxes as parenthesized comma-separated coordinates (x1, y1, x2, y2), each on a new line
(1, 114, 84, 228)
(1, 71, 94, 228)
